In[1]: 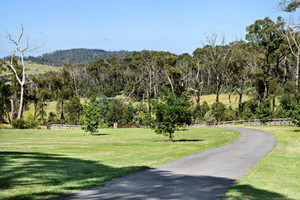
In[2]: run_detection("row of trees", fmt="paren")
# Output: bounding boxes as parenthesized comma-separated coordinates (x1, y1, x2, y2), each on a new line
(2, 8, 300, 130)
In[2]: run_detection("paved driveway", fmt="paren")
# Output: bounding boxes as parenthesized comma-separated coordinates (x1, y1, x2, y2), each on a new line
(52, 127, 276, 200)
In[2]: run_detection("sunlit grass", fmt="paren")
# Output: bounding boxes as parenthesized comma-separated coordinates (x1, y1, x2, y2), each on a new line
(0, 127, 240, 200)
(224, 126, 300, 200)
(2, 61, 61, 76)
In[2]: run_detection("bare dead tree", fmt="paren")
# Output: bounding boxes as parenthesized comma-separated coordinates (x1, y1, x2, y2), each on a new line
(204, 33, 234, 102)
(5, 25, 41, 119)
(285, 17, 300, 90)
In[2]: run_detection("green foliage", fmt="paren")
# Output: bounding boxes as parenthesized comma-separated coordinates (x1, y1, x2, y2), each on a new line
(48, 112, 59, 124)
(26, 114, 39, 128)
(133, 102, 150, 126)
(151, 94, 192, 141)
(204, 111, 216, 123)
(81, 98, 101, 134)
(65, 97, 83, 125)
(211, 102, 226, 122)
(11, 114, 39, 129)
(279, 0, 300, 12)
(12, 119, 27, 129)
(255, 101, 272, 120)
(106, 100, 133, 125)
(223, 107, 237, 121)
(193, 101, 210, 123)
(0, 80, 11, 123)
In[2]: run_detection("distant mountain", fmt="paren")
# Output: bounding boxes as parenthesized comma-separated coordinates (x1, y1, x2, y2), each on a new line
(25, 48, 132, 66)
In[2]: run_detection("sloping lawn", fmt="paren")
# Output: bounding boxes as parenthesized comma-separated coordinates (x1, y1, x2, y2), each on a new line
(0, 127, 239, 200)
(224, 126, 300, 200)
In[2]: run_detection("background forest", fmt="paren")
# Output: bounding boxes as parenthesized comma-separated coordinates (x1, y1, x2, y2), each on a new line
(1, 13, 300, 128)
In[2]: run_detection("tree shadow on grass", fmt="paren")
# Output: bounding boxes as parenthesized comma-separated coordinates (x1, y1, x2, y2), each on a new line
(0, 151, 147, 200)
(158, 139, 204, 143)
(224, 184, 294, 200)
(90, 133, 110, 136)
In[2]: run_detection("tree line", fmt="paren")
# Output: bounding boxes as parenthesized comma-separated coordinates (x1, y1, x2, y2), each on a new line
(1, 12, 300, 129)
(24, 48, 132, 66)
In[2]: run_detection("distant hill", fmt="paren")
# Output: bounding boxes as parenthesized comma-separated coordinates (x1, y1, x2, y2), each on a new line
(25, 48, 132, 66)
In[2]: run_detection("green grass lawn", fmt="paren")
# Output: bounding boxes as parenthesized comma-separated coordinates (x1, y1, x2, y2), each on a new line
(224, 126, 300, 200)
(0, 127, 240, 200)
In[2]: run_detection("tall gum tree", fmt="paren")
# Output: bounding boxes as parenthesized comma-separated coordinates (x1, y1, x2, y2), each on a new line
(5, 25, 40, 119)
(246, 17, 286, 101)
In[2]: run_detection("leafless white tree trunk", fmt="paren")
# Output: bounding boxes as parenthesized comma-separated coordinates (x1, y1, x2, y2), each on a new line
(5, 25, 40, 119)
(285, 18, 300, 90)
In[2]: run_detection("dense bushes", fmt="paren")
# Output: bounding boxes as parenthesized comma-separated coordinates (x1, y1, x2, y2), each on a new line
(12, 115, 39, 129)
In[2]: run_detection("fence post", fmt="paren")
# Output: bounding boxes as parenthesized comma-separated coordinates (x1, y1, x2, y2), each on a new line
(114, 123, 118, 129)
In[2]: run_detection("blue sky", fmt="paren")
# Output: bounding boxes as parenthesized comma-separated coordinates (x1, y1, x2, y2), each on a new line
(0, 0, 295, 57)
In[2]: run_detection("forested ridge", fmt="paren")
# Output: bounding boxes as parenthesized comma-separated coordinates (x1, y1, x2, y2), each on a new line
(2, 2, 300, 128)
(22, 48, 132, 66)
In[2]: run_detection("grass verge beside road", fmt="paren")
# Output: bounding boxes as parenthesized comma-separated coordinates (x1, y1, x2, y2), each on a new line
(0, 127, 239, 200)
(224, 126, 300, 200)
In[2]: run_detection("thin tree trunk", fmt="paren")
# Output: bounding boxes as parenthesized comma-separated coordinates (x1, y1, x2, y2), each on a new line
(17, 83, 24, 119)
(238, 79, 244, 117)
(296, 56, 299, 91)
(60, 101, 64, 125)
(263, 63, 270, 101)
(10, 99, 17, 120)
(167, 74, 174, 92)
(41, 100, 44, 124)
(216, 74, 221, 102)
(272, 93, 276, 113)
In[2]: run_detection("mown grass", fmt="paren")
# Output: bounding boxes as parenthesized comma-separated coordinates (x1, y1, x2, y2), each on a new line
(0, 127, 240, 200)
(224, 126, 300, 200)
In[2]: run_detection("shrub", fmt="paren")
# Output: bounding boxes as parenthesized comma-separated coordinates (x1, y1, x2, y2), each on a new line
(204, 111, 216, 123)
(211, 102, 226, 122)
(26, 114, 39, 128)
(12, 119, 27, 129)
(48, 112, 59, 124)
(223, 107, 237, 121)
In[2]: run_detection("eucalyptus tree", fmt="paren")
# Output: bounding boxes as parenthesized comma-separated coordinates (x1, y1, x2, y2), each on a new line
(202, 33, 235, 102)
(230, 41, 258, 116)
(278, 0, 300, 12)
(31, 76, 49, 124)
(193, 47, 211, 101)
(285, 20, 300, 90)
(49, 68, 75, 124)
(246, 17, 286, 101)
(0, 60, 12, 123)
(5, 25, 40, 119)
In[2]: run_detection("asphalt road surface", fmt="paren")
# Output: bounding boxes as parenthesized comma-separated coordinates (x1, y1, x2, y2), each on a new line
(51, 127, 276, 200)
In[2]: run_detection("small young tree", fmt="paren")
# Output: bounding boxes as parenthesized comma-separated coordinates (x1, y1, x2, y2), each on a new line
(81, 98, 101, 135)
(151, 94, 192, 141)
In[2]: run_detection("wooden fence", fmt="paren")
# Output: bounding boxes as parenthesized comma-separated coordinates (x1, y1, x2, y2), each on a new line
(113, 122, 139, 128)
(189, 118, 296, 127)
(45, 118, 295, 130)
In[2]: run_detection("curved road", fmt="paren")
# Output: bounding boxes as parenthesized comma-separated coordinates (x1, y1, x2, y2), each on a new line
(52, 127, 276, 200)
